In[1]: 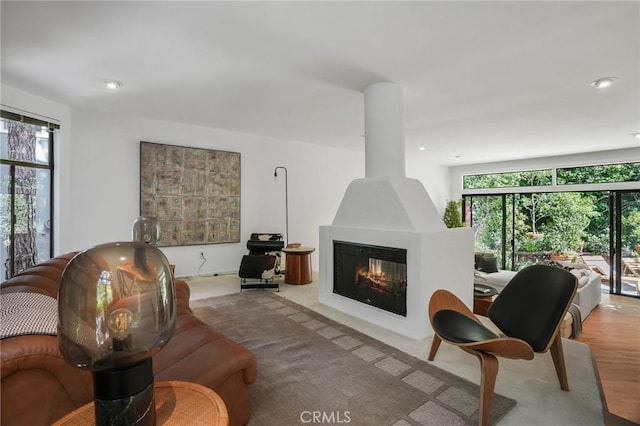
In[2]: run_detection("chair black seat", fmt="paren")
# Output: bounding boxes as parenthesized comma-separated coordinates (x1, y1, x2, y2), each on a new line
(433, 310, 499, 344)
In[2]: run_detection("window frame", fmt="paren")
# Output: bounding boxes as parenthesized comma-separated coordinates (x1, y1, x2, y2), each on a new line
(0, 110, 57, 278)
(462, 162, 640, 196)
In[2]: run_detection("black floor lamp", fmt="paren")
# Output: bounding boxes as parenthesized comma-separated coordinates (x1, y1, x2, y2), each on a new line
(274, 166, 288, 245)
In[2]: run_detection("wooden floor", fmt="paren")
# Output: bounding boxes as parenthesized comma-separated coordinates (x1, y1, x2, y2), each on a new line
(578, 293, 640, 424)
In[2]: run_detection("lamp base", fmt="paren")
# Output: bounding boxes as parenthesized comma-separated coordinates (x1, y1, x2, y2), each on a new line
(94, 381, 155, 426)
(93, 359, 155, 426)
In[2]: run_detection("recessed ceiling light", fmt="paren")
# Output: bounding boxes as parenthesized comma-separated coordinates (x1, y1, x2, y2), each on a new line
(104, 79, 123, 90)
(632, 132, 640, 139)
(589, 77, 616, 89)
(418, 146, 426, 151)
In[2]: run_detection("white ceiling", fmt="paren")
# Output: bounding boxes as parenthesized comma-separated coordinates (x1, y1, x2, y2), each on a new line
(2, 1, 639, 166)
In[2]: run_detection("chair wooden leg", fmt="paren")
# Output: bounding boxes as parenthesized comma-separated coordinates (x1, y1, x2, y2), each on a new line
(474, 352, 499, 426)
(549, 333, 569, 391)
(428, 334, 442, 361)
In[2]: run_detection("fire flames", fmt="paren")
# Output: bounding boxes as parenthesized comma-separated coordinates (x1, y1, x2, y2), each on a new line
(355, 259, 406, 296)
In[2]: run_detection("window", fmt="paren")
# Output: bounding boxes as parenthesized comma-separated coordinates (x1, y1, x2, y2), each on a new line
(557, 162, 640, 185)
(463, 169, 552, 190)
(463, 162, 639, 191)
(0, 110, 57, 279)
(464, 190, 640, 298)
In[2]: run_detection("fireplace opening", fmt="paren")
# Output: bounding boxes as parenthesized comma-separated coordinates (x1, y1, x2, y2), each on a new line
(333, 241, 407, 316)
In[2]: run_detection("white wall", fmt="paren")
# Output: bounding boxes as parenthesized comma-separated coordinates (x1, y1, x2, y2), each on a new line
(406, 156, 451, 216)
(2, 84, 365, 277)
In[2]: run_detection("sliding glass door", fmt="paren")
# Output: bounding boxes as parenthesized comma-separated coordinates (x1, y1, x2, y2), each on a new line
(611, 190, 640, 297)
(464, 189, 640, 299)
(465, 191, 597, 271)
(466, 195, 507, 270)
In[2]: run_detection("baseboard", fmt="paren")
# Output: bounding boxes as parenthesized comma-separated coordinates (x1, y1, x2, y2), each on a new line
(178, 271, 238, 280)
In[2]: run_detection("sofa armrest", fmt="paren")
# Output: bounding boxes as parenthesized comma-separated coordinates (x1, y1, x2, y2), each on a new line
(1, 334, 93, 426)
(175, 279, 193, 314)
(572, 273, 601, 320)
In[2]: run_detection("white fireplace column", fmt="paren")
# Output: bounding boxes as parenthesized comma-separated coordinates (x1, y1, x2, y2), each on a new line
(364, 82, 406, 179)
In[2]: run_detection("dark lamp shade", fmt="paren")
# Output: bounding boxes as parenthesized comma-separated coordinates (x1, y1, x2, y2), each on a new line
(132, 216, 162, 245)
(58, 241, 176, 371)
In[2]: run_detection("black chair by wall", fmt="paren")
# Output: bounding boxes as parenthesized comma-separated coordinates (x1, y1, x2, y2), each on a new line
(428, 264, 578, 426)
(239, 233, 284, 291)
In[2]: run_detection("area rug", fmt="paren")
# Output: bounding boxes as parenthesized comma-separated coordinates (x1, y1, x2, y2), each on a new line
(191, 291, 516, 426)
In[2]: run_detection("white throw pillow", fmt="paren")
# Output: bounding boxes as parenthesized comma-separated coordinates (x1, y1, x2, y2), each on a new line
(578, 276, 589, 287)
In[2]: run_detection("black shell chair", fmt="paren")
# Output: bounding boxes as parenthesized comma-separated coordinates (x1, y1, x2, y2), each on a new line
(428, 264, 578, 426)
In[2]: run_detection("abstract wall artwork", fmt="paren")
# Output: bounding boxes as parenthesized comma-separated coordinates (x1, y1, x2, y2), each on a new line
(140, 141, 240, 246)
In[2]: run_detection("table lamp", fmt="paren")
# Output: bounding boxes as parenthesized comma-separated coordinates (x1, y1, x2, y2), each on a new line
(58, 241, 176, 425)
(132, 215, 162, 274)
(132, 216, 162, 245)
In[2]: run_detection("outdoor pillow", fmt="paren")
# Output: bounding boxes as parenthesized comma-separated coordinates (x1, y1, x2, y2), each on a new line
(578, 276, 589, 287)
(478, 255, 499, 273)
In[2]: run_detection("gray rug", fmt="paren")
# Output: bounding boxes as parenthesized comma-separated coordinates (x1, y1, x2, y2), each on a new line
(191, 291, 516, 426)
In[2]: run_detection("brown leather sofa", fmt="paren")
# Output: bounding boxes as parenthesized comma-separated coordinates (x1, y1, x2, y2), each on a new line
(1, 252, 257, 426)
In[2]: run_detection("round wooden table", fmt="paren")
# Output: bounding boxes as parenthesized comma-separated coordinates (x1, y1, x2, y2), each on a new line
(473, 284, 498, 317)
(53, 381, 229, 425)
(282, 246, 315, 285)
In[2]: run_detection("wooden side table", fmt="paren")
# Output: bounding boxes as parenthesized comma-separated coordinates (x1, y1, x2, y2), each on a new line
(473, 284, 498, 317)
(473, 294, 496, 317)
(282, 246, 315, 285)
(53, 381, 229, 426)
